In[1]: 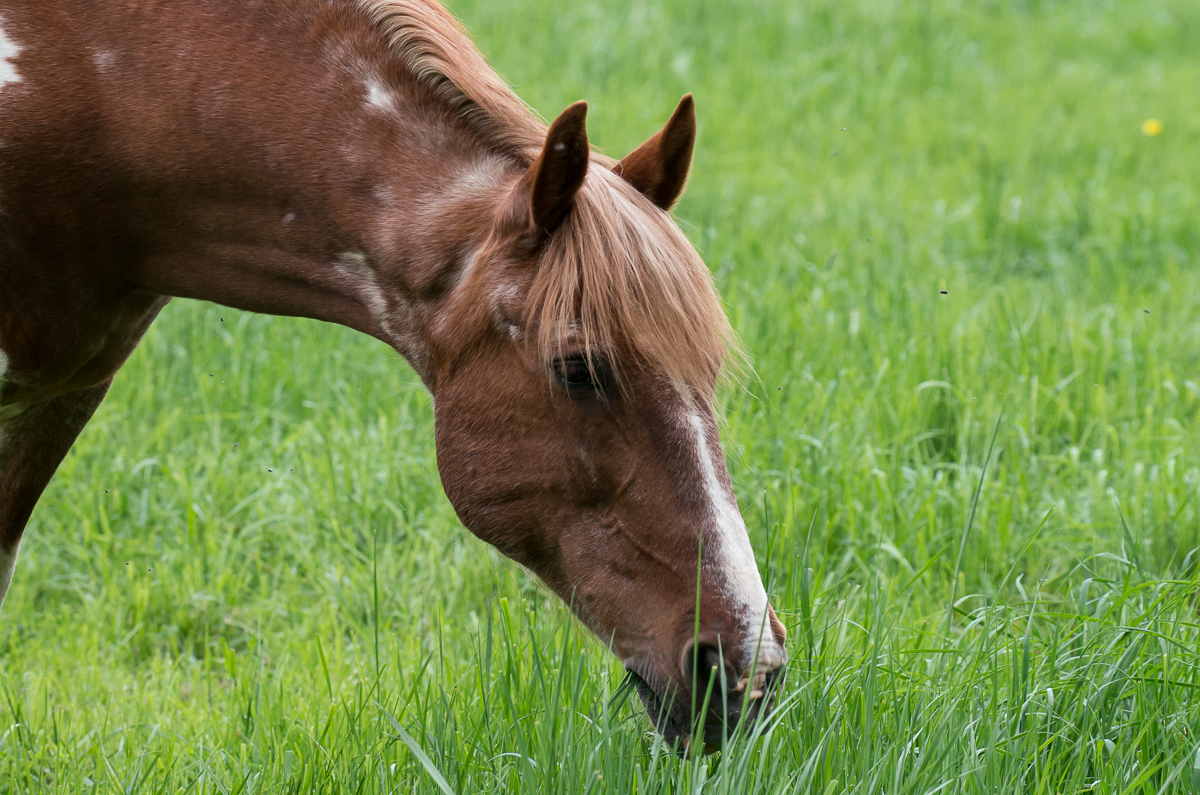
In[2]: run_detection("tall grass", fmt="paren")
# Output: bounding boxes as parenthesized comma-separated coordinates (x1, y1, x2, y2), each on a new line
(2, 0, 1199, 791)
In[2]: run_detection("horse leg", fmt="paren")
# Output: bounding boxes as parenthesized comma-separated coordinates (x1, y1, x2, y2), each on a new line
(0, 380, 113, 612)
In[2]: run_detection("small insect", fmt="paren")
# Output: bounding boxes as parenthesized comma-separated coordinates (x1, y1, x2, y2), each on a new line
(940, 290, 948, 295)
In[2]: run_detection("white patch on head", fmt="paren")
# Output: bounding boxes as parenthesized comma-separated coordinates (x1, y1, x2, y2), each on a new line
(0, 18, 23, 88)
(365, 78, 398, 113)
(282, 212, 295, 224)
(685, 408, 784, 680)
(0, 541, 19, 613)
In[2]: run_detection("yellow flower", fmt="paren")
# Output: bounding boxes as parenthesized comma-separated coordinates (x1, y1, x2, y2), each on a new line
(1141, 118, 1163, 137)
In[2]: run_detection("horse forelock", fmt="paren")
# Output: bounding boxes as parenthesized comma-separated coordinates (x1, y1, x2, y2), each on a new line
(527, 166, 739, 390)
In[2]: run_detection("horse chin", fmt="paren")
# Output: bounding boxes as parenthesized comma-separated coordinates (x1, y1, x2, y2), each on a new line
(627, 670, 720, 757)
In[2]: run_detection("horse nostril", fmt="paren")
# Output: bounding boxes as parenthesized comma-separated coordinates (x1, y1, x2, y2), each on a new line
(682, 642, 734, 702)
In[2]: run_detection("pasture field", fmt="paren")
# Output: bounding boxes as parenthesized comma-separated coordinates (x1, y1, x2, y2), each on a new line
(3, 0, 1200, 792)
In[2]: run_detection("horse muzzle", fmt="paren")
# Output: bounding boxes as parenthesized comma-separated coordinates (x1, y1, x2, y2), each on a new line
(626, 639, 787, 754)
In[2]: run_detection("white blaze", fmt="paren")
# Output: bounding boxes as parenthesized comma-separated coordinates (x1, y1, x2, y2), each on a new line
(686, 409, 783, 677)
(0, 18, 22, 88)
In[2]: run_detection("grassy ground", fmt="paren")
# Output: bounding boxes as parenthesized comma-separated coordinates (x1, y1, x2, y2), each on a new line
(3, 0, 1200, 792)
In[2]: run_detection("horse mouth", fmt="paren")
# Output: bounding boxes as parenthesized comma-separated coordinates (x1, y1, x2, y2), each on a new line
(625, 663, 785, 756)
(627, 669, 699, 753)
(626, 669, 724, 755)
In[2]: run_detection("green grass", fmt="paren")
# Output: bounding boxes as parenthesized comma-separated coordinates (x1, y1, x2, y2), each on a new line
(3, 0, 1200, 791)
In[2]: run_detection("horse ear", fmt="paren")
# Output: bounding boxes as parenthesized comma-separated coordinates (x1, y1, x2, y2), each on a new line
(521, 101, 590, 235)
(616, 94, 696, 210)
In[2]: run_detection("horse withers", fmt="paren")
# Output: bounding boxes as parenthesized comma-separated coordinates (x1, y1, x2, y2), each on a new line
(0, 0, 786, 751)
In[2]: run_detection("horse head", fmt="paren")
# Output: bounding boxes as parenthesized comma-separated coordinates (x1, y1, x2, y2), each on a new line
(426, 97, 787, 752)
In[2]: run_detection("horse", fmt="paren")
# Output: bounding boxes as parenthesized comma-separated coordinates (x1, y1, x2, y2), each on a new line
(0, 0, 786, 751)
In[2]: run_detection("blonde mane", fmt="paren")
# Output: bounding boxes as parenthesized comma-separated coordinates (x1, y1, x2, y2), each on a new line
(361, 0, 736, 386)
(357, 0, 545, 154)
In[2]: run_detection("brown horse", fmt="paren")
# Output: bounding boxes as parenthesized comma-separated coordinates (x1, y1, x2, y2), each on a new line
(0, 0, 786, 750)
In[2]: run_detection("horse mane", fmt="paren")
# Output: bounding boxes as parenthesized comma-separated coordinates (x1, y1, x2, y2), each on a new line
(360, 0, 737, 386)
(357, 0, 545, 154)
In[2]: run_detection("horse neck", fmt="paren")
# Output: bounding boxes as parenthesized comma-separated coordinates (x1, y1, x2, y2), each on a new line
(106, 3, 520, 383)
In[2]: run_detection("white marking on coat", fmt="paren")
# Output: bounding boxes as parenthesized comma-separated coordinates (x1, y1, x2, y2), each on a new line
(282, 213, 295, 224)
(449, 158, 508, 199)
(366, 78, 397, 113)
(419, 158, 508, 227)
(93, 50, 117, 72)
(451, 249, 478, 293)
(685, 408, 784, 676)
(0, 542, 19, 613)
(0, 18, 23, 88)
(336, 251, 368, 271)
(333, 252, 403, 348)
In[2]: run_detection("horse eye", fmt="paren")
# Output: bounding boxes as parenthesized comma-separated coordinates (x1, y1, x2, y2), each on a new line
(552, 356, 610, 397)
